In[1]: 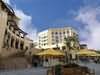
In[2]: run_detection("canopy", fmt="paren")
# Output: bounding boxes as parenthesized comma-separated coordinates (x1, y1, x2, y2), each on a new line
(36, 49, 65, 56)
(89, 53, 100, 57)
(77, 49, 98, 56)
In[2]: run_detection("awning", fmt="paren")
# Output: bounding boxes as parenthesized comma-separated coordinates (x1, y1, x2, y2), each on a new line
(36, 49, 65, 56)
(89, 53, 100, 57)
(77, 49, 99, 56)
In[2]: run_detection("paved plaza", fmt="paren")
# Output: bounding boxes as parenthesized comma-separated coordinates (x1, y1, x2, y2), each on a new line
(0, 68, 47, 75)
(1, 62, 100, 75)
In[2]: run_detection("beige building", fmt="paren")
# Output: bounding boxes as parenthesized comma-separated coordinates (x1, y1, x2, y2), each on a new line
(38, 27, 78, 49)
(0, 0, 33, 57)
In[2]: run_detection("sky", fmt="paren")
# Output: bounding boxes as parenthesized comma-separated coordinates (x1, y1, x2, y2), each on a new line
(3, 0, 100, 50)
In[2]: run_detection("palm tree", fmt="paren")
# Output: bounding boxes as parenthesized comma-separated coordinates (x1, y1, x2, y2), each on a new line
(64, 34, 80, 64)
(64, 36, 71, 64)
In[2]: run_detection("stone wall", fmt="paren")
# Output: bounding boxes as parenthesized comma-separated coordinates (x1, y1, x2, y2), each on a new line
(0, 56, 32, 70)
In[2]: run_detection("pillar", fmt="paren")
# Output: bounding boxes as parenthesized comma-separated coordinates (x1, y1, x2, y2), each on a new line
(3, 32, 7, 48)
(18, 40, 20, 49)
(13, 38, 15, 48)
(8, 36, 11, 48)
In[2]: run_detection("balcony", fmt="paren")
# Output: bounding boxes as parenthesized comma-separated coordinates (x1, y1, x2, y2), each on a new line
(7, 20, 27, 36)
(7, 20, 17, 26)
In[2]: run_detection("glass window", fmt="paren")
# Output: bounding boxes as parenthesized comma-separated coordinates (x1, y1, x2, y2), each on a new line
(67, 30, 69, 34)
(56, 36, 58, 39)
(52, 32, 54, 34)
(52, 42, 55, 45)
(60, 32, 62, 35)
(56, 39, 59, 43)
(44, 44, 46, 46)
(63, 32, 65, 34)
(52, 35, 54, 38)
(55, 32, 58, 34)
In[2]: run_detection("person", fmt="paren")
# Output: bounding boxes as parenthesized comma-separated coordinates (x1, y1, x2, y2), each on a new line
(34, 61, 38, 67)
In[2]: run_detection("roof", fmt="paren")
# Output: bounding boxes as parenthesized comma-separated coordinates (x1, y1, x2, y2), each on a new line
(1, 0, 28, 35)
(1, 0, 20, 20)
(8, 20, 27, 35)
(36, 49, 65, 56)
(77, 49, 99, 56)
(1, 0, 14, 15)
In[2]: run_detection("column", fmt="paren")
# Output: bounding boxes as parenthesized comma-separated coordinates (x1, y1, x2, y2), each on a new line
(13, 38, 15, 48)
(18, 40, 20, 50)
(3, 33, 7, 48)
(8, 36, 11, 48)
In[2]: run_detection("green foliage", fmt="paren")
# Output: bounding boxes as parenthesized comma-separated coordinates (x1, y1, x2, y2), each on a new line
(64, 35, 79, 50)
(55, 65, 61, 75)
(64, 35, 80, 64)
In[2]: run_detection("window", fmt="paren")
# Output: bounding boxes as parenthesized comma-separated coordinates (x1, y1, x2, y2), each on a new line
(63, 32, 65, 34)
(44, 44, 46, 46)
(52, 35, 54, 38)
(73, 32, 76, 36)
(52, 38, 55, 41)
(52, 42, 55, 45)
(45, 59, 48, 62)
(9, 26, 12, 30)
(60, 38, 62, 42)
(55, 32, 58, 35)
(20, 42, 24, 50)
(60, 32, 62, 35)
(25, 46, 28, 50)
(15, 40, 19, 49)
(11, 38, 14, 47)
(56, 39, 59, 43)
(67, 30, 69, 34)
(13, 30, 15, 33)
(56, 36, 58, 39)
(5, 29, 7, 35)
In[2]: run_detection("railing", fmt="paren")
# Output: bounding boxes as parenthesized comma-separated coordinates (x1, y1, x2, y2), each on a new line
(7, 20, 17, 26)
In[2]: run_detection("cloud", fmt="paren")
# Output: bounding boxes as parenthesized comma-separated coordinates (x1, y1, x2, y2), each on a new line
(3, 0, 10, 4)
(4, 0, 37, 41)
(15, 9, 38, 41)
(75, 6, 100, 50)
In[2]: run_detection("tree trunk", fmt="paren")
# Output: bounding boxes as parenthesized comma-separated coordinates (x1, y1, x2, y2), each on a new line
(65, 47, 71, 64)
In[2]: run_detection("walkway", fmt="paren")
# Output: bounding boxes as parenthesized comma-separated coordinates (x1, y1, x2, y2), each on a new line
(78, 61, 100, 75)
(0, 68, 47, 75)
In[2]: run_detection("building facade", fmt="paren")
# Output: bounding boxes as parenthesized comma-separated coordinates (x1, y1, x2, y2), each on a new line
(0, 0, 33, 57)
(38, 27, 79, 49)
(80, 44, 87, 49)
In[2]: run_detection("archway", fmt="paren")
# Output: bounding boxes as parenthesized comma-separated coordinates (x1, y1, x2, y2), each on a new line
(20, 41, 24, 50)
(11, 37, 14, 48)
(15, 39, 19, 49)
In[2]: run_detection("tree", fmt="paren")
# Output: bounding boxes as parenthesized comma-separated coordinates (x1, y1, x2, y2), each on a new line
(64, 36, 71, 64)
(64, 34, 80, 64)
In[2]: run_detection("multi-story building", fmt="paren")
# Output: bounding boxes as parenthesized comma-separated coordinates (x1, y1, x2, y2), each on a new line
(38, 27, 79, 49)
(80, 44, 87, 49)
(0, 0, 33, 57)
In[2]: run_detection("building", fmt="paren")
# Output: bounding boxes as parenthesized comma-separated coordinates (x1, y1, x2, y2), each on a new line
(80, 44, 87, 49)
(0, 0, 33, 57)
(38, 27, 79, 49)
